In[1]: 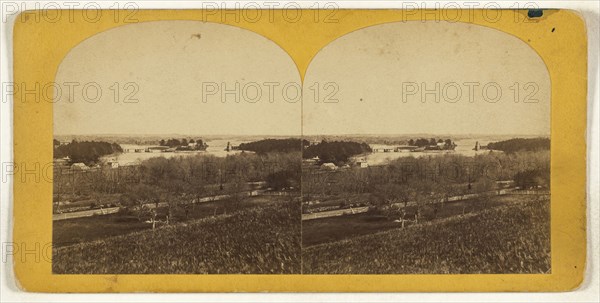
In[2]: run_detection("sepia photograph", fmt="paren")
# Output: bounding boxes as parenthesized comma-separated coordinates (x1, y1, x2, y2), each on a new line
(52, 18, 551, 276)
(51, 21, 303, 274)
(300, 21, 551, 274)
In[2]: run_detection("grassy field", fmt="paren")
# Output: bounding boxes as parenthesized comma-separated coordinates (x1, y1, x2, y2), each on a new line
(53, 196, 279, 246)
(302, 195, 507, 246)
(303, 195, 550, 274)
(53, 197, 300, 274)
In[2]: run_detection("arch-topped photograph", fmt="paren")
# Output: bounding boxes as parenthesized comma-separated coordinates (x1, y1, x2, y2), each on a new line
(301, 21, 552, 274)
(52, 20, 303, 274)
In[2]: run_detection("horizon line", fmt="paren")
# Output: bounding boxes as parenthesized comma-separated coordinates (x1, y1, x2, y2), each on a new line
(54, 133, 551, 138)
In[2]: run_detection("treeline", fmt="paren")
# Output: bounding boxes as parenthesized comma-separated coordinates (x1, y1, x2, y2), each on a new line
(159, 138, 208, 150)
(408, 138, 453, 147)
(303, 151, 550, 212)
(54, 152, 301, 213)
(487, 138, 550, 154)
(53, 140, 122, 164)
(303, 141, 372, 163)
(304, 135, 405, 146)
(136, 152, 300, 190)
(238, 138, 305, 154)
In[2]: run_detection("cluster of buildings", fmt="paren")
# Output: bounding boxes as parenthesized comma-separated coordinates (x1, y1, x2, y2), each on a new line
(53, 156, 121, 171)
(371, 146, 415, 153)
(372, 142, 457, 153)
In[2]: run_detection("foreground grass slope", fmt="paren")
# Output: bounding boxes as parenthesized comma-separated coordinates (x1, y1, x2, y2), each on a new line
(53, 199, 300, 274)
(53, 196, 279, 246)
(303, 196, 550, 274)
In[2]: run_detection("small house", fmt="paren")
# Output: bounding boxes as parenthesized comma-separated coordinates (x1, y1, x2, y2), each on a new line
(356, 161, 369, 168)
(106, 161, 119, 169)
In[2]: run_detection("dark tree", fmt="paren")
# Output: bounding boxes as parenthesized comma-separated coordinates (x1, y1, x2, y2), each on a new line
(53, 140, 123, 164)
(303, 141, 371, 163)
(238, 138, 303, 154)
(514, 169, 550, 189)
(266, 169, 300, 190)
(487, 138, 550, 154)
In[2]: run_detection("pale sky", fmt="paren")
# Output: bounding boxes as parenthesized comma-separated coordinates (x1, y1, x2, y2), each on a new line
(303, 21, 551, 136)
(55, 20, 550, 137)
(54, 21, 301, 136)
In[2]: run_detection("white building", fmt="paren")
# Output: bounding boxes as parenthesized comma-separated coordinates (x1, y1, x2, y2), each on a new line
(107, 161, 119, 169)
(71, 163, 88, 170)
(320, 163, 337, 170)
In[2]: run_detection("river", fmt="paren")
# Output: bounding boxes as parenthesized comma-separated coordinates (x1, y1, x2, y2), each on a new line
(104, 137, 507, 166)
(103, 139, 251, 166)
(362, 138, 503, 166)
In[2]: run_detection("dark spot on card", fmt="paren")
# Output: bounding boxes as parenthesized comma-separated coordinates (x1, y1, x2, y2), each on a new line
(528, 9, 544, 18)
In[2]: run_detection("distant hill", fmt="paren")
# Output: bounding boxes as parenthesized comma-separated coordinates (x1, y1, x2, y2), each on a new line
(487, 138, 550, 153)
(302, 134, 543, 145)
(54, 140, 122, 164)
(54, 134, 300, 145)
(303, 141, 372, 163)
(237, 138, 305, 154)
